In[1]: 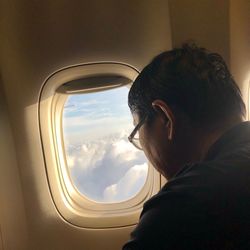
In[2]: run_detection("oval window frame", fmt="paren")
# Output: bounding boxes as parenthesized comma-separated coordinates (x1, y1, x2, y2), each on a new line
(39, 62, 161, 228)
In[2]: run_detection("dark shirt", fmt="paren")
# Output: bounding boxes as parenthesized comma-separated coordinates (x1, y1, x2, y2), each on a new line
(123, 122, 250, 249)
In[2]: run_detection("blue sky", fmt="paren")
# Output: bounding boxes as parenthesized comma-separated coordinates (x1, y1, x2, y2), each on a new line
(62, 86, 148, 203)
(63, 86, 132, 143)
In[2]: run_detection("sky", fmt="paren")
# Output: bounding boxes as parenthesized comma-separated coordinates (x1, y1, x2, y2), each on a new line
(62, 86, 148, 203)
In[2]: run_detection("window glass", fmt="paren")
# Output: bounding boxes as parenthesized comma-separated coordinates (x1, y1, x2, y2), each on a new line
(62, 86, 148, 203)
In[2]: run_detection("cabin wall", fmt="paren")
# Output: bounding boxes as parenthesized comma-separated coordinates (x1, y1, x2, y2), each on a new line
(168, 0, 230, 64)
(0, 80, 28, 250)
(168, 0, 250, 112)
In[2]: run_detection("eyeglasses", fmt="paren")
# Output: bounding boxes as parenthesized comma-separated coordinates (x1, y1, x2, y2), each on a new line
(128, 116, 147, 150)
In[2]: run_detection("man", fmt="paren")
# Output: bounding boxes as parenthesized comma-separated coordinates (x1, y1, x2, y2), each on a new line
(123, 44, 250, 249)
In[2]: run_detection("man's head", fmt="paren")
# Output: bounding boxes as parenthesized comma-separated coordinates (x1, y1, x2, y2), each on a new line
(128, 43, 246, 179)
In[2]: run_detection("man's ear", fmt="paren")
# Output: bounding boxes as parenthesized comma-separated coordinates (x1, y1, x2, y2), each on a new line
(152, 100, 175, 140)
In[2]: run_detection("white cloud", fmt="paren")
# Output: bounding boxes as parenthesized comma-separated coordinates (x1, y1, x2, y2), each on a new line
(103, 163, 148, 202)
(62, 87, 148, 202)
(66, 141, 106, 171)
(63, 116, 133, 144)
(63, 115, 130, 131)
(67, 156, 75, 168)
(112, 139, 137, 161)
(65, 132, 148, 202)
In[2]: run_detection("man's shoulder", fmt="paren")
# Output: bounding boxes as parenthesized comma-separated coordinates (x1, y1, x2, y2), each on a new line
(144, 158, 250, 214)
(124, 159, 250, 250)
(141, 163, 207, 222)
(127, 164, 221, 250)
(144, 163, 218, 208)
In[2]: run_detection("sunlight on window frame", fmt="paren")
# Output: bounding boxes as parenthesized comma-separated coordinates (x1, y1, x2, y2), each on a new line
(39, 63, 161, 228)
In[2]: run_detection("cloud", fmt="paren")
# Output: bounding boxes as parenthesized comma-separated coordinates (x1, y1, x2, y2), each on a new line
(112, 139, 138, 161)
(65, 132, 148, 202)
(62, 86, 148, 202)
(103, 163, 148, 202)
(63, 116, 133, 144)
(63, 115, 116, 129)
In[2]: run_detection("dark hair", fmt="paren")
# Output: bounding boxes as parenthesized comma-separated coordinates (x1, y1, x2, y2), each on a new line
(128, 43, 246, 128)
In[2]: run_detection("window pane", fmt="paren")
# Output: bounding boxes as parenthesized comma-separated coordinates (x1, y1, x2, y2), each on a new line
(62, 86, 148, 203)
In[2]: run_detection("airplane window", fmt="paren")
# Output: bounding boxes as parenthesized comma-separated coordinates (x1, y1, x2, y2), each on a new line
(62, 86, 148, 203)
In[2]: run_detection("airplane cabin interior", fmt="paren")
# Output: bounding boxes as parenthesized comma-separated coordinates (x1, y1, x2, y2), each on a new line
(0, 0, 250, 249)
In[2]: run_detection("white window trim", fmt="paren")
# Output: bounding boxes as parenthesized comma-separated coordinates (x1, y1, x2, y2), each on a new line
(39, 62, 161, 228)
